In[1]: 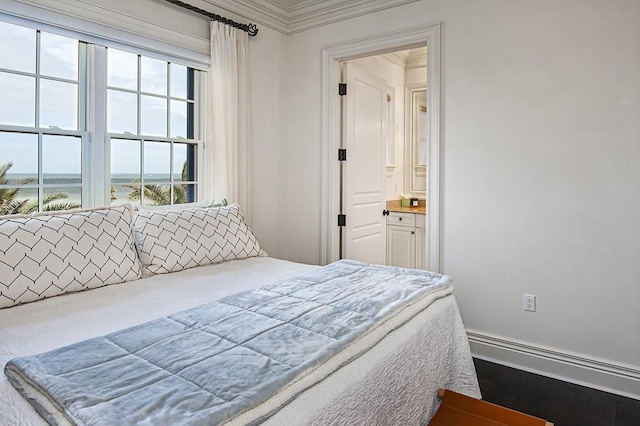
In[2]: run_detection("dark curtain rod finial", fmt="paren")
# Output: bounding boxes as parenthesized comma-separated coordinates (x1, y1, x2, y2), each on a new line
(165, 0, 259, 37)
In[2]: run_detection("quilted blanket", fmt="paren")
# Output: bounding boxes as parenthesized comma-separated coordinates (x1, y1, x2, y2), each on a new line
(5, 260, 452, 426)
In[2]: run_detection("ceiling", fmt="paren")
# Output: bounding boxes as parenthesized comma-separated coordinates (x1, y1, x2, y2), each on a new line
(382, 46, 427, 69)
(200, 0, 421, 34)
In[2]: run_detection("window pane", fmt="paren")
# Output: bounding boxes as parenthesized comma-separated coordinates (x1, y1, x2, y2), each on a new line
(0, 132, 37, 184)
(40, 32, 78, 81)
(170, 100, 187, 138)
(42, 135, 81, 184)
(141, 96, 167, 137)
(111, 184, 140, 206)
(43, 186, 81, 212)
(173, 142, 187, 182)
(1, 187, 38, 215)
(178, 183, 197, 204)
(0, 21, 36, 73)
(0, 72, 35, 126)
(110, 138, 140, 205)
(107, 48, 137, 90)
(111, 139, 141, 182)
(171, 183, 191, 204)
(170, 63, 187, 99)
(40, 79, 78, 130)
(141, 56, 167, 96)
(142, 183, 171, 207)
(143, 141, 170, 183)
(107, 90, 137, 134)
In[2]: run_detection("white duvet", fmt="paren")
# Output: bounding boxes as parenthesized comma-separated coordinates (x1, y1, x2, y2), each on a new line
(0, 257, 480, 425)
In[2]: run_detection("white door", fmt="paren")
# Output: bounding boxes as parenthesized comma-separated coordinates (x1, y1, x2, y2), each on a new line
(342, 62, 388, 264)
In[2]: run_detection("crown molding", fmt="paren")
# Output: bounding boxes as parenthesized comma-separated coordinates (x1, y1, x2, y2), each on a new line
(199, 0, 421, 35)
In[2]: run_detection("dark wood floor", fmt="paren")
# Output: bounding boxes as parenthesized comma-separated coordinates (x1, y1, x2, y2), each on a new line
(474, 358, 640, 426)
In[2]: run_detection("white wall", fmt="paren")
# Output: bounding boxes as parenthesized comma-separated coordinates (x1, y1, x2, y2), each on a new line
(279, 0, 640, 396)
(348, 55, 406, 201)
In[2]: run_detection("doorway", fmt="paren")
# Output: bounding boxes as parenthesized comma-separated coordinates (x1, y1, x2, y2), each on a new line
(320, 23, 442, 272)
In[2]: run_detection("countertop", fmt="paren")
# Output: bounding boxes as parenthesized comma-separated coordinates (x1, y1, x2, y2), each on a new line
(386, 200, 426, 215)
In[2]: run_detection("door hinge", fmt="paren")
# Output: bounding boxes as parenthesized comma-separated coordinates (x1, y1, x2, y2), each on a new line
(338, 214, 346, 227)
(338, 83, 347, 96)
(338, 148, 347, 162)
(383, 209, 389, 216)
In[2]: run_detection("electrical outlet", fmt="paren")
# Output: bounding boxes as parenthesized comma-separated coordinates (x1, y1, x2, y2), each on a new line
(523, 294, 536, 312)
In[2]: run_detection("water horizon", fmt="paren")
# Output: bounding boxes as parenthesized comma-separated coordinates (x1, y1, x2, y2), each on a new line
(3, 173, 188, 205)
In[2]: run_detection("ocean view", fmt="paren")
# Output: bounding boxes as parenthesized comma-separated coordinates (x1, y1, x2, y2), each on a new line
(3, 173, 184, 205)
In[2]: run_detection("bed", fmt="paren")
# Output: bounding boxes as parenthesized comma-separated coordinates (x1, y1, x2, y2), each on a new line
(0, 205, 480, 425)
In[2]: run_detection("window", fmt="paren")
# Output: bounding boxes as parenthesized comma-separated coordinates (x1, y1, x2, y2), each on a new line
(0, 21, 86, 214)
(107, 49, 200, 207)
(0, 18, 204, 214)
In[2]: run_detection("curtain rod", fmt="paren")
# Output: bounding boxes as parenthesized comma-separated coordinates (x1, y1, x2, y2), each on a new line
(164, 0, 259, 37)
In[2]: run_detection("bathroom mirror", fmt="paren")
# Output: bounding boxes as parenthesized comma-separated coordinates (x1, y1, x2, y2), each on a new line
(405, 85, 427, 195)
(414, 90, 427, 166)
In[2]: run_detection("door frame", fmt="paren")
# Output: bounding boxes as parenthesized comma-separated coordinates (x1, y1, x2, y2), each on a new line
(320, 23, 442, 272)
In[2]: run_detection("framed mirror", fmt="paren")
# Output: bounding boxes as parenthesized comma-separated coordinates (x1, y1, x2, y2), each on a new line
(405, 84, 427, 195)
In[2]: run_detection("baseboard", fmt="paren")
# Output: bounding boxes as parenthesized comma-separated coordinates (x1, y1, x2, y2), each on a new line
(467, 330, 640, 401)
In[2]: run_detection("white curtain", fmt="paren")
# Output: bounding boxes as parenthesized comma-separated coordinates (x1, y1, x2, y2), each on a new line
(206, 21, 250, 221)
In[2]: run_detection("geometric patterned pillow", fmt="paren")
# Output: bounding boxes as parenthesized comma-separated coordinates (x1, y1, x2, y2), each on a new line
(132, 204, 265, 275)
(0, 205, 142, 309)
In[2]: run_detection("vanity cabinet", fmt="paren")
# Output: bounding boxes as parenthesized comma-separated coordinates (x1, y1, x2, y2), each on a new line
(386, 212, 425, 269)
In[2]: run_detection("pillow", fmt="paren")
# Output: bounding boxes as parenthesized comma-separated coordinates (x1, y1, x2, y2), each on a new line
(132, 204, 265, 275)
(136, 198, 215, 211)
(0, 205, 142, 309)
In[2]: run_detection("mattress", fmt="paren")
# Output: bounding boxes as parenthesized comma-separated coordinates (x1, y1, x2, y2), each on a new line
(0, 257, 480, 425)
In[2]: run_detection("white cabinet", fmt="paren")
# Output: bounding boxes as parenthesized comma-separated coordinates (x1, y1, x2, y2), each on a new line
(386, 224, 415, 268)
(386, 212, 426, 269)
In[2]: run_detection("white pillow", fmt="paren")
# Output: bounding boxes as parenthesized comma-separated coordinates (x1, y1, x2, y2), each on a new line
(132, 204, 265, 275)
(136, 198, 215, 211)
(0, 205, 142, 309)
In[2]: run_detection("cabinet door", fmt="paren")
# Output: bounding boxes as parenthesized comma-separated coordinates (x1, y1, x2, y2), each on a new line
(415, 227, 426, 270)
(386, 225, 416, 269)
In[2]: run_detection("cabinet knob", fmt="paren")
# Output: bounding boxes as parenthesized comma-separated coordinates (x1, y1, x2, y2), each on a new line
(411, 231, 415, 235)
(399, 217, 402, 221)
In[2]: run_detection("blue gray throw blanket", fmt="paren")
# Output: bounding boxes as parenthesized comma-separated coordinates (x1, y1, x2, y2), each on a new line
(5, 260, 451, 426)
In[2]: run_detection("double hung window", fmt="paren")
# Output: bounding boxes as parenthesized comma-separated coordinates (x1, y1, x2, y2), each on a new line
(0, 18, 204, 214)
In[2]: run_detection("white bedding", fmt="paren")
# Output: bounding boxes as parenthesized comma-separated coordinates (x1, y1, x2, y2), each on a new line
(0, 257, 480, 425)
